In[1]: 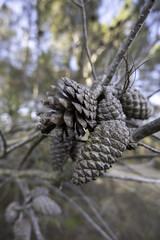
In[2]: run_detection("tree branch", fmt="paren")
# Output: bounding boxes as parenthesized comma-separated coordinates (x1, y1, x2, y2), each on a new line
(95, 0, 156, 91)
(0, 129, 7, 157)
(79, 0, 97, 81)
(104, 173, 160, 184)
(0, 131, 40, 159)
(138, 142, 160, 154)
(132, 117, 160, 142)
(66, 183, 118, 240)
(18, 135, 46, 169)
(44, 182, 113, 240)
(1, 168, 160, 184)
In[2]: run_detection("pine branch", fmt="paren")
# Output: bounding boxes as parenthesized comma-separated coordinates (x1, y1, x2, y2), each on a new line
(132, 117, 160, 142)
(1, 168, 160, 184)
(72, 0, 97, 81)
(66, 183, 118, 240)
(95, 0, 156, 91)
(45, 182, 113, 240)
(104, 173, 160, 184)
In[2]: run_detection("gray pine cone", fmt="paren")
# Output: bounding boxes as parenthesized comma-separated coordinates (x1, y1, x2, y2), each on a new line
(32, 195, 62, 217)
(13, 217, 31, 240)
(5, 202, 20, 224)
(37, 77, 97, 139)
(30, 187, 49, 199)
(97, 85, 125, 122)
(72, 120, 130, 185)
(116, 87, 152, 119)
(50, 133, 72, 170)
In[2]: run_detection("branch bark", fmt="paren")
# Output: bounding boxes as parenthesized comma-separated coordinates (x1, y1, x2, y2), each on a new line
(132, 117, 160, 142)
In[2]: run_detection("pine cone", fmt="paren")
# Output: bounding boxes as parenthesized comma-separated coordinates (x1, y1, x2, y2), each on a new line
(97, 85, 125, 122)
(13, 217, 31, 240)
(72, 120, 130, 185)
(32, 196, 61, 217)
(37, 77, 97, 139)
(116, 87, 152, 119)
(50, 133, 72, 170)
(5, 202, 20, 224)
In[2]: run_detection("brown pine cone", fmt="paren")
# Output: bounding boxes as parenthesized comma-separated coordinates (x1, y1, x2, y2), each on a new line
(72, 120, 130, 185)
(37, 77, 97, 139)
(115, 87, 152, 119)
(97, 85, 125, 122)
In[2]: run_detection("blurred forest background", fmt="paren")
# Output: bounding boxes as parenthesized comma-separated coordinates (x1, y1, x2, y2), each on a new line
(0, 0, 160, 239)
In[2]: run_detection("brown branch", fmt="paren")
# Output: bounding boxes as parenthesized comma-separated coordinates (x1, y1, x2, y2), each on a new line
(132, 117, 160, 142)
(95, 0, 156, 91)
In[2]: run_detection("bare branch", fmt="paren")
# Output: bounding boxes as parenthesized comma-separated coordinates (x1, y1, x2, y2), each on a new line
(138, 142, 160, 154)
(104, 173, 160, 184)
(95, 0, 156, 91)
(66, 182, 118, 240)
(45, 182, 113, 240)
(79, 0, 97, 81)
(147, 88, 160, 99)
(19, 135, 46, 169)
(132, 117, 160, 142)
(29, 209, 45, 240)
(0, 131, 40, 159)
(0, 129, 7, 157)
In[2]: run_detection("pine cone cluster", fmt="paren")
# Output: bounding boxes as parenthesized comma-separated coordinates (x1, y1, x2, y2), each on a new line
(38, 77, 153, 185)
(72, 120, 130, 185)
(37, 77, 97, 139)
(116, 87, 152, 119)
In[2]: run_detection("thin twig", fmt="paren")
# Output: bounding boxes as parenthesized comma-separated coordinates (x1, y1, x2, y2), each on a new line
(138, 142, 160, 154)
(0, 131, 40, 159)
(121, 153, 160, 160)
(0, 129, 7, 157)
(95, 0, 156, 92)
(66, 182, 118, 240)
(79, 0, 97, 81)
(103, 173, 160, 184)
(19, 135, 46, 169)
(43, 181, 113, 240)
(132, 117, 160, 142)
(147, 88, 160, 99)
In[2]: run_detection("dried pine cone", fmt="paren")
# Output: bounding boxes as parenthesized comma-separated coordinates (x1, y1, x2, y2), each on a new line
(72, 120, 130, 185)
(97, 85, 125, 122)
(116, 87, 152, 119)
(50, 133, 72, 170)
(32, 196, 61, 217)
(13, 216, 31, 240)
(37, 77, 97, 139)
